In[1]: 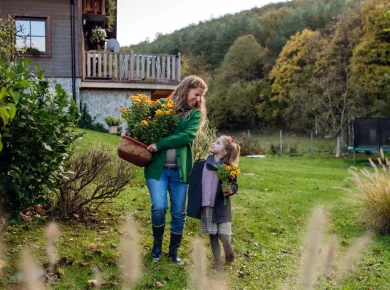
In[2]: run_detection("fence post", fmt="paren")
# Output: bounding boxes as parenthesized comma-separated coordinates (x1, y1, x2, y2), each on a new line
(311, 130, 314, 155)
(280, 130, 283, 154)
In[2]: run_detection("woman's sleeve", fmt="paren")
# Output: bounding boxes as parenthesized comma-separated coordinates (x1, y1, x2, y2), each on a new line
(229, 176, 238, 196)
(155, 109, 201, 151)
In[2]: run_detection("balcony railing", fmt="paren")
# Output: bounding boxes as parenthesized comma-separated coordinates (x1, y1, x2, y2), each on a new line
(83, 51, 181, 83)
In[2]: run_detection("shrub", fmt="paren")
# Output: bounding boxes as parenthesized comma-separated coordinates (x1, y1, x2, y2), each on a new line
(52, 147, 135, 218)
(237, 132, 265, 156)
(78, 103, 106, 133)
(105, 116, 121, 126)
(346, 151, 390, 233)
(193, 119, 217, 160)
(0, 58, 81, 226)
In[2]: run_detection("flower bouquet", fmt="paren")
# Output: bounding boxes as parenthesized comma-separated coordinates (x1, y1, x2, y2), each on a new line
(214, 163, 241, 205)
(118, 94, 179, 167)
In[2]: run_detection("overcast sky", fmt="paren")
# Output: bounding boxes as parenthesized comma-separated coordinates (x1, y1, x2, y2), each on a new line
(117, 0, 286, 47)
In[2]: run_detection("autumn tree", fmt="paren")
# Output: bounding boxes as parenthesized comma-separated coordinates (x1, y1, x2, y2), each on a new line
(350, 0, 390, 116)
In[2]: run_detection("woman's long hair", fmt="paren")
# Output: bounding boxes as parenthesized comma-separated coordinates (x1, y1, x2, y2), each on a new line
(171, 75, 208, 128)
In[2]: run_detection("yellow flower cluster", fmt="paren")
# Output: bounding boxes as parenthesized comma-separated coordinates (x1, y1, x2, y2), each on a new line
(155, 109, 174, 116)
(224, 164, 240, 178)
(141, 120, 149, 126)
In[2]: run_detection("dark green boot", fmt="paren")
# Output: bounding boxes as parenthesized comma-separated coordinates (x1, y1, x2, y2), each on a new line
(151, 225, 165, 262)
(168, 232, 184, 265)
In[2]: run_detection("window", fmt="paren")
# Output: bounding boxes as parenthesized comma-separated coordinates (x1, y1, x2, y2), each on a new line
(14, 16, 51, 56)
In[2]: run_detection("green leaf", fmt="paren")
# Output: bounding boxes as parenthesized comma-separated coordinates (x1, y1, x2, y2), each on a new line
(34, 63, 39, 70)
(8, 88, 20, 104)
(0, 87, 7, 101)
(0, 107, 10, 125)
(6, 72, 16, 80)
(42, 142, 53, 151)
(16, 80, 31, 87)
(0, 135, 3, 152)
(7, 103, 16, 119)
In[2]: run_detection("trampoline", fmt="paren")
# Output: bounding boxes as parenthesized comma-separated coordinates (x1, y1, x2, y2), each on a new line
(345, 118, 390, 163)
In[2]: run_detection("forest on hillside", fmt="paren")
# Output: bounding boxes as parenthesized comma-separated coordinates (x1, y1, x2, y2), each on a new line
(122, 0, 390, 137)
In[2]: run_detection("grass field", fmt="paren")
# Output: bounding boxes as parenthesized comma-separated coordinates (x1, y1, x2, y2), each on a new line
(1, 129, 389, 289)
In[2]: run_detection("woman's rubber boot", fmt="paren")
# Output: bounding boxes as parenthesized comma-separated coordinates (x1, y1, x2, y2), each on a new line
(168, 232, 184, 265)
(151, 225, 165, 262)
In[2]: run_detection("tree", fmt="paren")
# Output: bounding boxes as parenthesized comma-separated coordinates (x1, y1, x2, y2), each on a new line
(267, 29, 325, 130)
(350, 0, 390, 116)
(207, 35, 269, 129)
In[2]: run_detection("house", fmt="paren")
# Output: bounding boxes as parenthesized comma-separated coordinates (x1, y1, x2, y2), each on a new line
(0, 0, 181, 126)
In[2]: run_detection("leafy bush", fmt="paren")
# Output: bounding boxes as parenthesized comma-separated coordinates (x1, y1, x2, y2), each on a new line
(237, 132, 265, 156)
(52, 147, 135, 218)
(78, 103, 106, 133)
(346, 151, 390, 233)
(0, 58, 81, 225)
(105, 116, 121, 126)
(193, 119, 217, 160)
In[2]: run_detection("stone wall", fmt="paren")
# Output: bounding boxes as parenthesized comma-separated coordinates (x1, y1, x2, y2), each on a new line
(79, 89, 151, 127)
(48, 77, 82, 105)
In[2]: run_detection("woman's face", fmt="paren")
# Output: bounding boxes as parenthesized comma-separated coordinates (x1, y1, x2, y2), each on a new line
(186, 87, 204, 108)
(210, 137, 226, 156)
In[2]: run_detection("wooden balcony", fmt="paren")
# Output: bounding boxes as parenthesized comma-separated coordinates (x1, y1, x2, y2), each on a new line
(82, 51, 181, 90)
(83, 0, 105, 15)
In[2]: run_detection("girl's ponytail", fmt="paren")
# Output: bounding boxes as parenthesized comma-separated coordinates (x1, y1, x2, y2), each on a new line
(220, 135, 241, 165)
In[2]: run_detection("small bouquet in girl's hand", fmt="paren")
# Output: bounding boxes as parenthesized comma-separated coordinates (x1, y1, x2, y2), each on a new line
(214, 163, 240, 204)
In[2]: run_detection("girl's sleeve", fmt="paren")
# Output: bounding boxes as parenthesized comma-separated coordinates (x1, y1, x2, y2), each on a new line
(229, 176, 238, 196)
(155, 109, 201, 151)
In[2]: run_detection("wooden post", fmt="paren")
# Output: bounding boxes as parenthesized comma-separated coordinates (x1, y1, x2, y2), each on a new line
(136, 54, 140, 79)
(146, 55, 150, 79)
(109, 53, 112, 78)
(130, 50, 134, 80)
(87, 52, 91, 78)
(311, 130, 314, 155)
(280, 130, 283, 154)
(167, 56, 171, 80)
(124, 54, 129, 79)
(172, 57, 176, 81)
(114, 53, 118, 79)
(119, 53, 123, 80)
(157, 56, 161, 79)
(141, 55, 145, 79)
(92, 52, 96, 77)
(162, 56, 166, 79)
(103, 53, 107, 77)
(151, 55, 155, 80)
(177, 52, 181, 82)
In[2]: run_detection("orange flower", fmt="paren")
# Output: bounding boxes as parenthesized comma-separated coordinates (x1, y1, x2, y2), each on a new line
(155, 109, 163, 115)
(224, 165, 231, 170)
(232, 164, 238, 170)
(148, 116, 152, 119)
(230, 172, 236, 178)
(141, 120, 148, 126)
(235, 169, 241, 174)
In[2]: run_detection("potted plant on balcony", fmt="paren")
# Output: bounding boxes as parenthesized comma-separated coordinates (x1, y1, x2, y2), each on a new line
(89, 26, 106, 50)
(105, 116, 121, 134)
(118, 94, 178, 167)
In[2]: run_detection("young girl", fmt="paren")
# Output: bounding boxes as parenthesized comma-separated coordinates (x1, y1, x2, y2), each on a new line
(187, 135, 240, 270)
(144, 76, 208, 265)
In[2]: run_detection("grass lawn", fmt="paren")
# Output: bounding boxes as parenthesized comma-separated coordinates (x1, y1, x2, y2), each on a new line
(1, 128, 390, 289)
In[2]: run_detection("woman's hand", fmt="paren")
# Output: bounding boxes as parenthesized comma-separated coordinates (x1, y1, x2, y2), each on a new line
(222, 185, 232, 196)
(147, 144, 157, 152)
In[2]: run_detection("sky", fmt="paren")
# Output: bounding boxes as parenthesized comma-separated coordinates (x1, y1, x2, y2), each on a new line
(117, 0, 286, 47)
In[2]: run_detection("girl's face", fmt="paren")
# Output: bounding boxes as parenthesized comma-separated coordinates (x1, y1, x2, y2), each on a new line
(186, 87, 204, 108)
(210, 137, 226, 156)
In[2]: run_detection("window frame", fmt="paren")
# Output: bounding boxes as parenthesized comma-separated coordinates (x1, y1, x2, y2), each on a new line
(10, 13, 52, 58)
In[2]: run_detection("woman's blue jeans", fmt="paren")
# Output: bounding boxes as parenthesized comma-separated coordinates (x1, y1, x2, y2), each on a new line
(146, 168, 188, 234)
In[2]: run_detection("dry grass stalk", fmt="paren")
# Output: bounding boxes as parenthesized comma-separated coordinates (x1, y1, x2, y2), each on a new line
(121, 215, 141, 290)
(0, 238, 5, 277)
(323, 234, 338, 278)
(191, 237, 228, 290)
(192, 237, 207, 290)
(20, 248, 45, 290)
(335, 231, 373, 282)
(297, 205, 325, 290)
(345, 150, 390, 233)
(45, 222, 61, 273)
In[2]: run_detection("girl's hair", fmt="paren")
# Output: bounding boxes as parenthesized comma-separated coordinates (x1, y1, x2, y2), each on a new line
(220, 135, 241, 165)
(171, 75, 208, 127)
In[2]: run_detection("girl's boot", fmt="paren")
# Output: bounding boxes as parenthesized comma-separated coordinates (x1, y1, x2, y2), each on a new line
(168, 232, 184, 265)
(151, 225, 165, 262)
(212, 259, 223, 271)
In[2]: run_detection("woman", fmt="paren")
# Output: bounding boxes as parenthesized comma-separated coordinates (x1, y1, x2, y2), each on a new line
(145, 75, 208, 265)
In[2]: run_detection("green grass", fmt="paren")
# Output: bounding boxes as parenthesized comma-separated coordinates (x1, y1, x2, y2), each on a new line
(1, 129, 390, 289)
